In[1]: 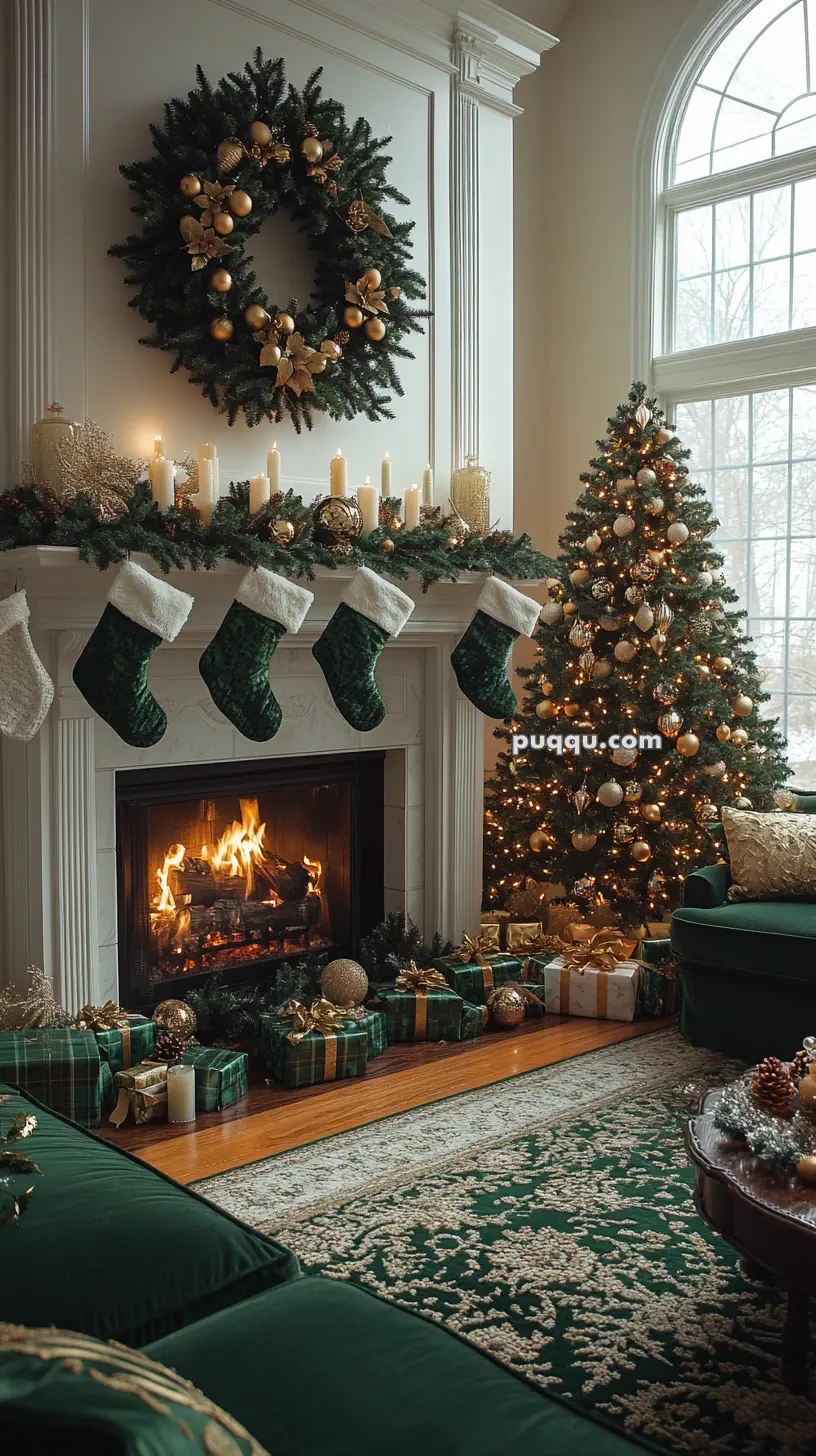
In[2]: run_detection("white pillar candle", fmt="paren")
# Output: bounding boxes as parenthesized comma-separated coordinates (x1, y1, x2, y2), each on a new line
(422, 463, 433, 507)
(196, 457, 215, 524)
(249, 472, 270, 513)
(358, 477, 380, 535)
(330, 449, 347, 497)
(151, 458, 176, 512)
(198, 443, 218, 503)
(153, 435, 164, 460)
(167, 1064, 196, 1123)
(403, 483, 420, 528)
(381, 453, 391, 493)
(267, 441, 280, 493)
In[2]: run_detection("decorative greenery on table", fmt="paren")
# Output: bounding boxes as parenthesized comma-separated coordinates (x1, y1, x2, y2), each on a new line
(110, 51, 429, 430)
(0, 1100, 40, 1227)
(0, 482, 553, 590)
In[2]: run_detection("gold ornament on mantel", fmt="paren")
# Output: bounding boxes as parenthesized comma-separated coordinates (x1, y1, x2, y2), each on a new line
(53, 418, 146, 521)
(312, 493, 363, 549)
(451, 455, 491, 534)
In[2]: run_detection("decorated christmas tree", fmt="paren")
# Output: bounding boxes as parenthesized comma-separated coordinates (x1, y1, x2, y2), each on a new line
(484, 383, 790, 928)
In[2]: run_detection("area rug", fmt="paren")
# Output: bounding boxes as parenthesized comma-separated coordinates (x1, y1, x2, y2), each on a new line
(195, 1029, 814, 1454)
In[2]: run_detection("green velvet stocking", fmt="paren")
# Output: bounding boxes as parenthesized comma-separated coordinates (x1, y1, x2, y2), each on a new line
(313, 603, 390, 733)
(451, 610, 518, 719)
(200, 602, 285, 742)
(73, 606, 168, 748)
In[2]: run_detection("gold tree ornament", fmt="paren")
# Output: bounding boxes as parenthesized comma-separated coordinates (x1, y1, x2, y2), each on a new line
(54, 419, 145, 520)
(210, 315, 234, 341)
(345, 198, 393, 236)
(179, 173, 202, 197)
(364, 317, 386, 340)
(216, 137, 244, 173)
(249, 120, 272, 147)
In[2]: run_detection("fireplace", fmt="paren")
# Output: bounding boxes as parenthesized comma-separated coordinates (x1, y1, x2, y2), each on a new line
(115, 752, 384, 1008)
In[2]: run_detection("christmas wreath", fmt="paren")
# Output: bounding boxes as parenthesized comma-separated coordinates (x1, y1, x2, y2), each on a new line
(110, 50, 428, 431)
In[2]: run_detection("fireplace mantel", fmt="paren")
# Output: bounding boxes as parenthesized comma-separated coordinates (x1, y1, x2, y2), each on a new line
(0, 547, 515, 1009)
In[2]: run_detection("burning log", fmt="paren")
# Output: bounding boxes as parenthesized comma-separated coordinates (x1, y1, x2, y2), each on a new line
(240, 895, 322, 933)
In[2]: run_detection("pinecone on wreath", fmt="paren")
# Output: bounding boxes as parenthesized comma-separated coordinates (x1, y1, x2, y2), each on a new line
(751, 1056, 795, 1115)
(790, 1048, 811, 1086)
(155, 1029, 195, 1063)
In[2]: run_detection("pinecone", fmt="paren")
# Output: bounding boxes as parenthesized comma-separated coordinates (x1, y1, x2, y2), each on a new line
(301, 121, 319, 137)
(790, 1048, 812, 1086)
(751, 1056, 795, 1115)
(155, 1029, 194, 1063)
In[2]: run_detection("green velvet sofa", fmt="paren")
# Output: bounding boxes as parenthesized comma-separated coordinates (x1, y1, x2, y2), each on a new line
(0, 1083, 664, 1455)
(672, 793, 816, 1062)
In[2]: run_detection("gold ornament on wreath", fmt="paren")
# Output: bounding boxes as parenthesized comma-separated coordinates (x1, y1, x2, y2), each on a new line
(110, 51, 426, 430)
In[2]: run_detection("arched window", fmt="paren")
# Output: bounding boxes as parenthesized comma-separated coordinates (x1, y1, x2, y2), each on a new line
(651, 0, 816, 783)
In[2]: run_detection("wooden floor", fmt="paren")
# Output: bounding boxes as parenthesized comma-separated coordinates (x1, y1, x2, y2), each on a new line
(101, 1014, 671, 1185)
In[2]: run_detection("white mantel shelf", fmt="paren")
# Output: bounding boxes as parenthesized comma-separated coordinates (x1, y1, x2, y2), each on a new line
(0, 546, 513, 1009)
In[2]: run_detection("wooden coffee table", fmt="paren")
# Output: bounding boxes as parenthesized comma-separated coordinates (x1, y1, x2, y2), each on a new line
(686, 1086, 816, 1396)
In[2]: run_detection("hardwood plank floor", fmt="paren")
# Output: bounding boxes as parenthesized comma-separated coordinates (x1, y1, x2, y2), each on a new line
(115, 1015, 671, 1185)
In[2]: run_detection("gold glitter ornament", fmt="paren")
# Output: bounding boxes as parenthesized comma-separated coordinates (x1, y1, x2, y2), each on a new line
(624, 780, 643, 802)
(613, 819, 636, 844)
(572, 830, 597, 851)
(657, 709, 682, 737)
(0, 965, 67, 1032)
(271, 519, 295, 545)
(321, 958, 369, 1007)
(312, 494, 363, 548)
(653, 680, 678, 704)
(487, 984, 526, 1029)
(153, 999, 197, 1038)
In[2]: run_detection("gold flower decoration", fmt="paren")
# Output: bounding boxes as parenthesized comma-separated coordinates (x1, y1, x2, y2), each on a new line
(179, 217, 232, 271)
(345, 199, 392, 237)
(251, 139, 292, 167)
(276, 333, 327, 397)
(252, 322, 285, 368)
(193, 179, 236, 227)
(345, 276, 390, 317)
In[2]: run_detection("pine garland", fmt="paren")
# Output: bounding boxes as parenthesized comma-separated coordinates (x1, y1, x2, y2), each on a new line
(109, 50, 429, 430)
(0, 483, 555, 591)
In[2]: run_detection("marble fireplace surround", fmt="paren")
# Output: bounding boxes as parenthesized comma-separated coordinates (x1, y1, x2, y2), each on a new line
(0, 547, 492, 1012)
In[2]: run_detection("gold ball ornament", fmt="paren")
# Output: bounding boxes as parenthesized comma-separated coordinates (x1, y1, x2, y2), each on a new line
(731, 728, 749, 748)
(364, 317, 387, 341)
(540, 679, 553, 696)
(667, 521, 689, 545)
(263, 343, 281, 366)
(244, 303, 270, 329)
(213, 212, 235, 236)
(210, 315, 234, 341)
(657, 709, 682, 737)
(562, 601, 578, 617)
(592, 659, 613, 680)
(569, 569, 591, 586)
(249, 120, 273, 147)
(716, 723, 732, 742)
(321, 958, 369, 1007)
(676, 733, 700, 757)
(211, 268, 232, 293)
(563, 703, 581, 719)
(695, 800, 719, 825)
(645, 496, 665, 515)
(179, 173, 202, 198)
(797, 1155, 816, 1183)
(273, 313, 295, 334)
(535, 699, 558, 720)
(641, 803, 661, 823)
(798, 1075, 816, 1107)
(344, 306, 364, 329)
(613, 819, 636, 844)
(624, 780, 643, 802)
(631, 840, 652, 863)
(271, 519, 295, 545)
(713, 656, 732, 673)
(153, 999, 197, 1037)
(529, 830, 548, 852)
(488, 984, 526, 1030)
(585, 532, 602, 553)
(637, 468, 658, 488)
(381, 536, 395, 554)
(301, 137, 324, 164)
(312, 494, 363, 548)
(228, 190, 253, 217)
(361, 267, 382, 289)
(614, 639, 637, 663)
(732, 694, 753, 717)
(572, 830, 597, 851)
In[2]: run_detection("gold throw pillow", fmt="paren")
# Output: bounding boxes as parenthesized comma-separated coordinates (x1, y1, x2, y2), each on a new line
(722, 806, 816, 901)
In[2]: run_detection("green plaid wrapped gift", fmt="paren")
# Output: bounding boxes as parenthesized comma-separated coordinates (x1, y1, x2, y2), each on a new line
(433, 951, 523, 1005)
(638, 939, 682, 1018)
(369, 966, 467, 1042)
(179, 1046, 249, 1112)
(342, 1006, 388, 1061)
(260, 1000, 367, 1088)
(460, 1000, 488, 1040)
(90, 1014, 156, 1075)
(0, 1029, 113, 1127)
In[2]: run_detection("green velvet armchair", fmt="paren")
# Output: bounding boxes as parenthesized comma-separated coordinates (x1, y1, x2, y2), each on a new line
(672, 793, 816, 1062)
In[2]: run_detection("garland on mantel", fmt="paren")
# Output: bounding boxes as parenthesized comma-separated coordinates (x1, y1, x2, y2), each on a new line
(0, 484, 556, 590)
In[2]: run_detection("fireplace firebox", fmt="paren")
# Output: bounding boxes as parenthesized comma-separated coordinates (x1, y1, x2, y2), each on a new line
(116, 753, 384, 1008)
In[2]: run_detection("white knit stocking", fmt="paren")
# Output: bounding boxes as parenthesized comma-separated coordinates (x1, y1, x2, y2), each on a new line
(0, 590, 54, 741)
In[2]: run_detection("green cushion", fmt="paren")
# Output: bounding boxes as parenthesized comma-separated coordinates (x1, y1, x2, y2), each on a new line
(672, 900, 816, 979)
(792, 790, 816, 812)
(0, 1324, 260, 1456)
(147, 1276, 662, 1455)
(0, 1084, 299, 1345)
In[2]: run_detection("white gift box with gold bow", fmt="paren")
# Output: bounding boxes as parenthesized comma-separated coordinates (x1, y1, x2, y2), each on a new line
(543, 956, 640, 1021)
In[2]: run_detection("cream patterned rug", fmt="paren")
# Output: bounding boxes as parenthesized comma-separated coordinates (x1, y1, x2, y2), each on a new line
(195, 1029, 813, 1454)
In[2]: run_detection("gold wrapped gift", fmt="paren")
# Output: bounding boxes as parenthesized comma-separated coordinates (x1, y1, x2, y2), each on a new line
(506, 922, 545, 953)
(109, 1061, 168, 1128)
(546, 903, 582, 940)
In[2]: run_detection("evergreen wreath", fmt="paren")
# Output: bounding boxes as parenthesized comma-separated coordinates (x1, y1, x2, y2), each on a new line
(110, 50, 428, 431)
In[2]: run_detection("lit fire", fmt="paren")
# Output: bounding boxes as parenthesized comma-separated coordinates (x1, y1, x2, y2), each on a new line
(156, 843, 185, 913)
(152, 798, 322, 912)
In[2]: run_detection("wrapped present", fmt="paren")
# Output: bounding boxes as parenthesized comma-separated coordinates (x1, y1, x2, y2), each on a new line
(260, 1000, 367, 1088)
(477, 919, 504, 951)
(333, 1004, 388, 1061)
(74, 1003, 156, 1075)
(637, 939, 681, 1018)
(546, 902, 582, 940)
(460, 1000, 489, 1040)
(0, 1029, 113, 1127)
(109, 1061, 168, 1127)
(179, 1046, 248, 1112)
(506, 922, 545, 954)
(542, 931, 640, 1021)
(370, 965, 467, 1041)
(434, 935, 523, 1005)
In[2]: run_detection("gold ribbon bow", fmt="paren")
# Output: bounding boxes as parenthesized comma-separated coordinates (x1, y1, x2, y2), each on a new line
(559, 929, 638, 974)
(451, 933, 492, 967)
(393, 962, 448, 1039)
(279, 998, 349, 1080)
(73, 1001, 130, 1032)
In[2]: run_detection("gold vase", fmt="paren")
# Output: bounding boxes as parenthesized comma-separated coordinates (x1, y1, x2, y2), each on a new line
(451, 455, 490, 534)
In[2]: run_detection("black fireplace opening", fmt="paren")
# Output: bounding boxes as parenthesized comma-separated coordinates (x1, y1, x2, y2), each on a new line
(116, 752, 384, 1009)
